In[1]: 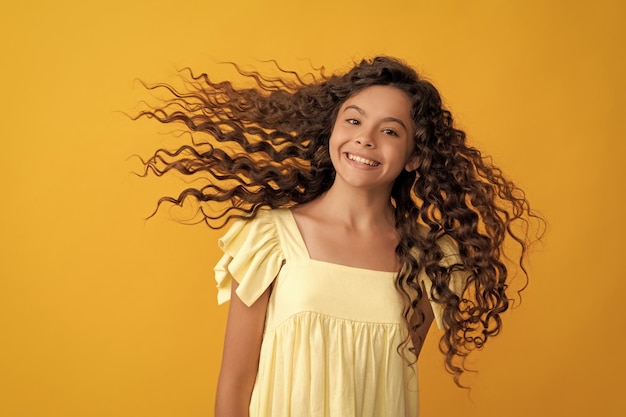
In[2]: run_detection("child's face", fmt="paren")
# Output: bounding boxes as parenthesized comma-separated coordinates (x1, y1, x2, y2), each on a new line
(328, 85, 416, 192)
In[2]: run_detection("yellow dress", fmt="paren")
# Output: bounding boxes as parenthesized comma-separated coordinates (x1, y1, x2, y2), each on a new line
(215, 209, 462, 417)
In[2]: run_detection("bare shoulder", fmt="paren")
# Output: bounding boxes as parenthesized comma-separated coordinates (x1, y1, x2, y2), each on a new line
(290, 200, 327, 232)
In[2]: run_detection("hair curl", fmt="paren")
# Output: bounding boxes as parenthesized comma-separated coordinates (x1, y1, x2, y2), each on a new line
(133, 56, 544, 386)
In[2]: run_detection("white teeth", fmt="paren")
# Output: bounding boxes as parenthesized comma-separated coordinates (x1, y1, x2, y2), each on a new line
(347, 153, 379, 167)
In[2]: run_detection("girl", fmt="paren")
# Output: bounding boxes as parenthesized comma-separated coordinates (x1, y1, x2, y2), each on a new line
(136, 56, 542, 417)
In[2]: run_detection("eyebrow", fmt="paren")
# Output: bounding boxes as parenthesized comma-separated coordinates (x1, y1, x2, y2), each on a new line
(343, 104, 409, 132)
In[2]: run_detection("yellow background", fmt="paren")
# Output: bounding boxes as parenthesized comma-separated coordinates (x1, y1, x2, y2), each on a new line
(1, 0, 624, 416)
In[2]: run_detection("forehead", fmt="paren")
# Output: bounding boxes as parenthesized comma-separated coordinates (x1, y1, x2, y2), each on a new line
(340, 85, 413, 119)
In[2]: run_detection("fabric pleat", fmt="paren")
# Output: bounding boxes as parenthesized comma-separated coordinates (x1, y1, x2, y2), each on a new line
(250, 313, 418, 417)
(214, 209, 465, 417)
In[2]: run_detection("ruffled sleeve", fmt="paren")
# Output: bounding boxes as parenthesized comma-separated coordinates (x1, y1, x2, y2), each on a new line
(213, 210, 285, 307)
(418, 235, 470, 329)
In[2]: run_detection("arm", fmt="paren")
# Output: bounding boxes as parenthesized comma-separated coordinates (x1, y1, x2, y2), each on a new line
(215, 280, 271, 417)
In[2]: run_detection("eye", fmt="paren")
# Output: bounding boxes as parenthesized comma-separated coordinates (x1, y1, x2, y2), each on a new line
(346, 118, 360, 125)
(382, 128, 399, 137)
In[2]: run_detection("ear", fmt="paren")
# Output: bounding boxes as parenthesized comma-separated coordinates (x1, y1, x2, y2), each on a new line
(404, 156, 419, 172)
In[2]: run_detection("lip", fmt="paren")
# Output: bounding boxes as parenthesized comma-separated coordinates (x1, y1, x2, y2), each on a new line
(344, 152, 381, 167)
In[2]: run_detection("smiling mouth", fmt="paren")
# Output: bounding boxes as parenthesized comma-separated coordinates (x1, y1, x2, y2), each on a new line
(346, 152, 380, 167)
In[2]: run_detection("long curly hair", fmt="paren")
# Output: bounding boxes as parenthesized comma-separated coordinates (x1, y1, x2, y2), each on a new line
(134, 56, 544, 386)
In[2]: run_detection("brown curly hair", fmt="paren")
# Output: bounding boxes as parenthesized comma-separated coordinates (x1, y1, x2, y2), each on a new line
(134, 56, 544, 386)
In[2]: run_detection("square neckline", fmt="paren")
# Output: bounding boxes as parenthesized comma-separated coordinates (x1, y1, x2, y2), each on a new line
(282, 208, 398, 275)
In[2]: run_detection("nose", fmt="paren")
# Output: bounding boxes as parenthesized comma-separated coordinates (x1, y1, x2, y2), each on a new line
(355, 130, 376, 148)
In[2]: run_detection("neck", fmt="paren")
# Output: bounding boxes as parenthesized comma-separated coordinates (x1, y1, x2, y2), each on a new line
(314, 181, 395, 230)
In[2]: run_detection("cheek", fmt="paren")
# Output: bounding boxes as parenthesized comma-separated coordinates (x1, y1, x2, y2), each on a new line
(404, 138, 417, 161)
(329, 121, 347, 139)
(327, 125, 347, 152)
(327, 134, 341, 166)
